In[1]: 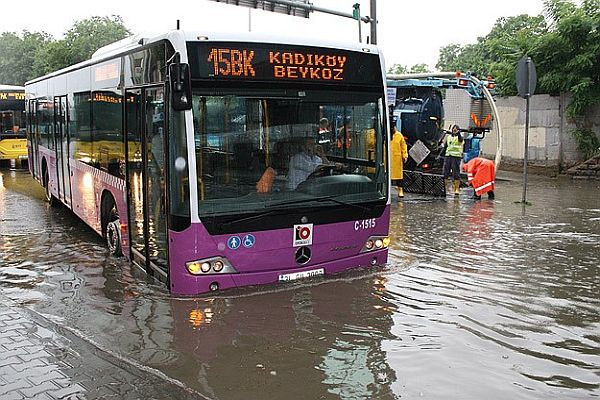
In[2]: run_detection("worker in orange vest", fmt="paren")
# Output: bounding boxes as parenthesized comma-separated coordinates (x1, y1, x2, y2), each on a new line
(463, 157, 495, 200)
(336, 119, 352, 150)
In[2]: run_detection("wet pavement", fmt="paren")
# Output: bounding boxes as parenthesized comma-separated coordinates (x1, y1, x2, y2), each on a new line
(0, 168, 599, 399)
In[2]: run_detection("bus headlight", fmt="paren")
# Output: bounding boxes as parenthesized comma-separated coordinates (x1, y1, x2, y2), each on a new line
(186, 257, 236, 275)
(200, 262, 211, 273)
(361, 236, 390, 253)
(213, 260, 224, 272)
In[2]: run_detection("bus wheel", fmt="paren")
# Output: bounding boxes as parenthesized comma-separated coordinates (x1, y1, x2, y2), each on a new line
(43, 168, 57, 207)
(106, 209, 123, 257)
(106, 220, 122, 256)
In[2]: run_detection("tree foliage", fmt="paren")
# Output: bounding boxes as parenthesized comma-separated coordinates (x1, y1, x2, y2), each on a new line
(436, 0, 599, 109)
(62, 16, 130, 66)
(534, 0, 600, 118)
(0, 16, 130, 85)
(387, 63, 431, 75)
(436, 14, 547, 95)
(0, 31, 52, 85)
(436, 0, 600, 155)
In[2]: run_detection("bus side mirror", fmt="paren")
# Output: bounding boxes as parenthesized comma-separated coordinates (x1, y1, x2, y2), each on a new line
(169, 62, 192, 111)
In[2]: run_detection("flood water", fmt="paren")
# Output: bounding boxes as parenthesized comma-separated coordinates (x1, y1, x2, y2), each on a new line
(1, 168, 599, 399)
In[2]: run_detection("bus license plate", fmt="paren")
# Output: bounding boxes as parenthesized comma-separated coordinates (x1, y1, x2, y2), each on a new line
(278, 268, 324, 282)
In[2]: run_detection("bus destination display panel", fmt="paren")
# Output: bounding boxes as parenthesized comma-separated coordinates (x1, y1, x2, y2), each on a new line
(0, 91, 26, 111)
(187, 42, 382, 86)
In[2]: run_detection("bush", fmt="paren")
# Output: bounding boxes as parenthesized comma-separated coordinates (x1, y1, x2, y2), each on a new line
(572, 128, 600, 159)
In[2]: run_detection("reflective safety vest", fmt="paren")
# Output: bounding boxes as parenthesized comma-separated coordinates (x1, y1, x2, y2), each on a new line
(445, 135, 463, 158)
(464, 157, 495, 196)
(337, 132, 351, 149)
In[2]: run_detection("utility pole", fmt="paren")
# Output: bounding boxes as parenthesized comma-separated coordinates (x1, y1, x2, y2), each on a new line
(370, 0, 377, 44)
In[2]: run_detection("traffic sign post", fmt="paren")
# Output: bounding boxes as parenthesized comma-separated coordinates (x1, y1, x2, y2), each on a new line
(516, 56, 537, 205)
(353, 3, 362, 42)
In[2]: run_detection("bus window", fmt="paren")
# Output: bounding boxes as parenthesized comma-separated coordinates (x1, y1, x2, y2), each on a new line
(71, 92, 92, 163)
(92, 90, 125, 177)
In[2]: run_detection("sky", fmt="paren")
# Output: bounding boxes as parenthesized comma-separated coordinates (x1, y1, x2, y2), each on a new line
(2, 0, 546, 70)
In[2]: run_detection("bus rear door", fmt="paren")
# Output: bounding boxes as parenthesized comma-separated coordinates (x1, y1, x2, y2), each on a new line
(53, 96, 71, 206)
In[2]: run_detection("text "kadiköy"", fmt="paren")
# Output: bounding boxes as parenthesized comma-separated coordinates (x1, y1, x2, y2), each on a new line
(269, 52, 347, 81)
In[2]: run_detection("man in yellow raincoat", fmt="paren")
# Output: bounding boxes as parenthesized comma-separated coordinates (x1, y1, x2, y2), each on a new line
(390, 122, 408, 198)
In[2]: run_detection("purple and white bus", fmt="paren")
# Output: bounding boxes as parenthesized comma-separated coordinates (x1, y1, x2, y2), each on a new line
(26, 30, 391, 295)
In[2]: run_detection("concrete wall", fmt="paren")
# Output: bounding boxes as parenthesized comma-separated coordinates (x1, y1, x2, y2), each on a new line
(479, 94, 600, 174)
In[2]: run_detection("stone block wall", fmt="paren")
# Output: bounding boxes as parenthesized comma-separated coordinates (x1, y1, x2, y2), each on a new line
(477, 93, 600, 174)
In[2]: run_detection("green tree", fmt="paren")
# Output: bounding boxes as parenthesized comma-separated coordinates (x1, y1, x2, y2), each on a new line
(0, 31, 52, 85)
(435, 0, 600, 158)
(33, 40, 70, 77)
(535, 0, 600, 117)
(387, 63, 431, 75)
(535, 0, 600, 157)
(435, 43, 462, 72)
(58, 15, 131, 67)
(409, 63, 430, 73)
(387, 63, 407, 75)
(436, 15, 547, 95)
(1, 15, 131, 82)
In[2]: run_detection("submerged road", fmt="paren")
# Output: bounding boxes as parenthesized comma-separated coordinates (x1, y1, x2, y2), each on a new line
(1, 168, 599, 399)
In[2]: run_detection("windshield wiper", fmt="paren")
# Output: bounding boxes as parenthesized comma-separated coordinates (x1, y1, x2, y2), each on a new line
(219, 195, 382, 230)
(219, 209, 281, 229)
(269, 195, 376, 213)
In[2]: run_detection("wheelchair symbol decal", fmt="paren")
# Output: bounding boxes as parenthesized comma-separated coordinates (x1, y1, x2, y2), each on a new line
(243, 234, 256, 248)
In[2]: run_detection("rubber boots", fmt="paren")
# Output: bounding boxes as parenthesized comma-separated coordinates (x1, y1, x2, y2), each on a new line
(453, 180, 460, 196)
(398, 187, 404, 198)
(444, 179, 449, 195)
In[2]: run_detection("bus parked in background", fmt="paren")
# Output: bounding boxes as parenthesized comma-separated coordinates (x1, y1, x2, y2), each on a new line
(0, 85, 27, 167)
(26, 30, 391, 295)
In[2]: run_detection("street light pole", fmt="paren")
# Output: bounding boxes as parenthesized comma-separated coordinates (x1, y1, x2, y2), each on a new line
(370, 0, 377, 44)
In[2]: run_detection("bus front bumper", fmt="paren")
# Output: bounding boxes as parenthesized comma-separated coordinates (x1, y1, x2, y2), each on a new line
(170, 248, 389, 296)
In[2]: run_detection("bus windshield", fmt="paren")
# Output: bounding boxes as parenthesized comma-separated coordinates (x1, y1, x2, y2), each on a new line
(192, 88, 387, 217)
(0, 110, 26, 137)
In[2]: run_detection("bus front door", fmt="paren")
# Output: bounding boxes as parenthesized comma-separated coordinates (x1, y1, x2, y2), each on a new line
(125, 87, 168, 281)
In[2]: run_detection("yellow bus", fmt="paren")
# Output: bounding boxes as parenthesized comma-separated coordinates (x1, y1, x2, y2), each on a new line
(0, 85, 27, 166)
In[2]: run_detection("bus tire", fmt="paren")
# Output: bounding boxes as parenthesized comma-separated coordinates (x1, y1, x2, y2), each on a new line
(43, 166, 58, 207)
(103, 198, 123, 257)
(106, 218, 122, 257)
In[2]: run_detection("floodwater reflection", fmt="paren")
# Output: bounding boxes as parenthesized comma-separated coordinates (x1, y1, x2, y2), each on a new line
(1, 169, 599, 399)
(169, 280, 397, 400)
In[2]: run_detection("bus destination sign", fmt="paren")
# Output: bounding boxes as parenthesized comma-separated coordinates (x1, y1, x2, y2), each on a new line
(207, 48, 347, 81)
(0, 91, 25, 102)
(188, 42, 382, 86)
(0, 91, 25, 111)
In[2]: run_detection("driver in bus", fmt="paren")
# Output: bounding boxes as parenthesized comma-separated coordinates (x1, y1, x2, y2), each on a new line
(286, 137, 329, 190)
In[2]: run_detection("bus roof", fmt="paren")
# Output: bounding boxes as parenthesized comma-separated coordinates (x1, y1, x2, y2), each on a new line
(0, 84, 24, 91)
(178, 30, 380, 53)
(26, 30, 382, 86)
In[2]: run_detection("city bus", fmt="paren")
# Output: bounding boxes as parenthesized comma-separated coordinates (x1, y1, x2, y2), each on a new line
(0, 85, 27, 166)
(26, 30, 391, 295)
